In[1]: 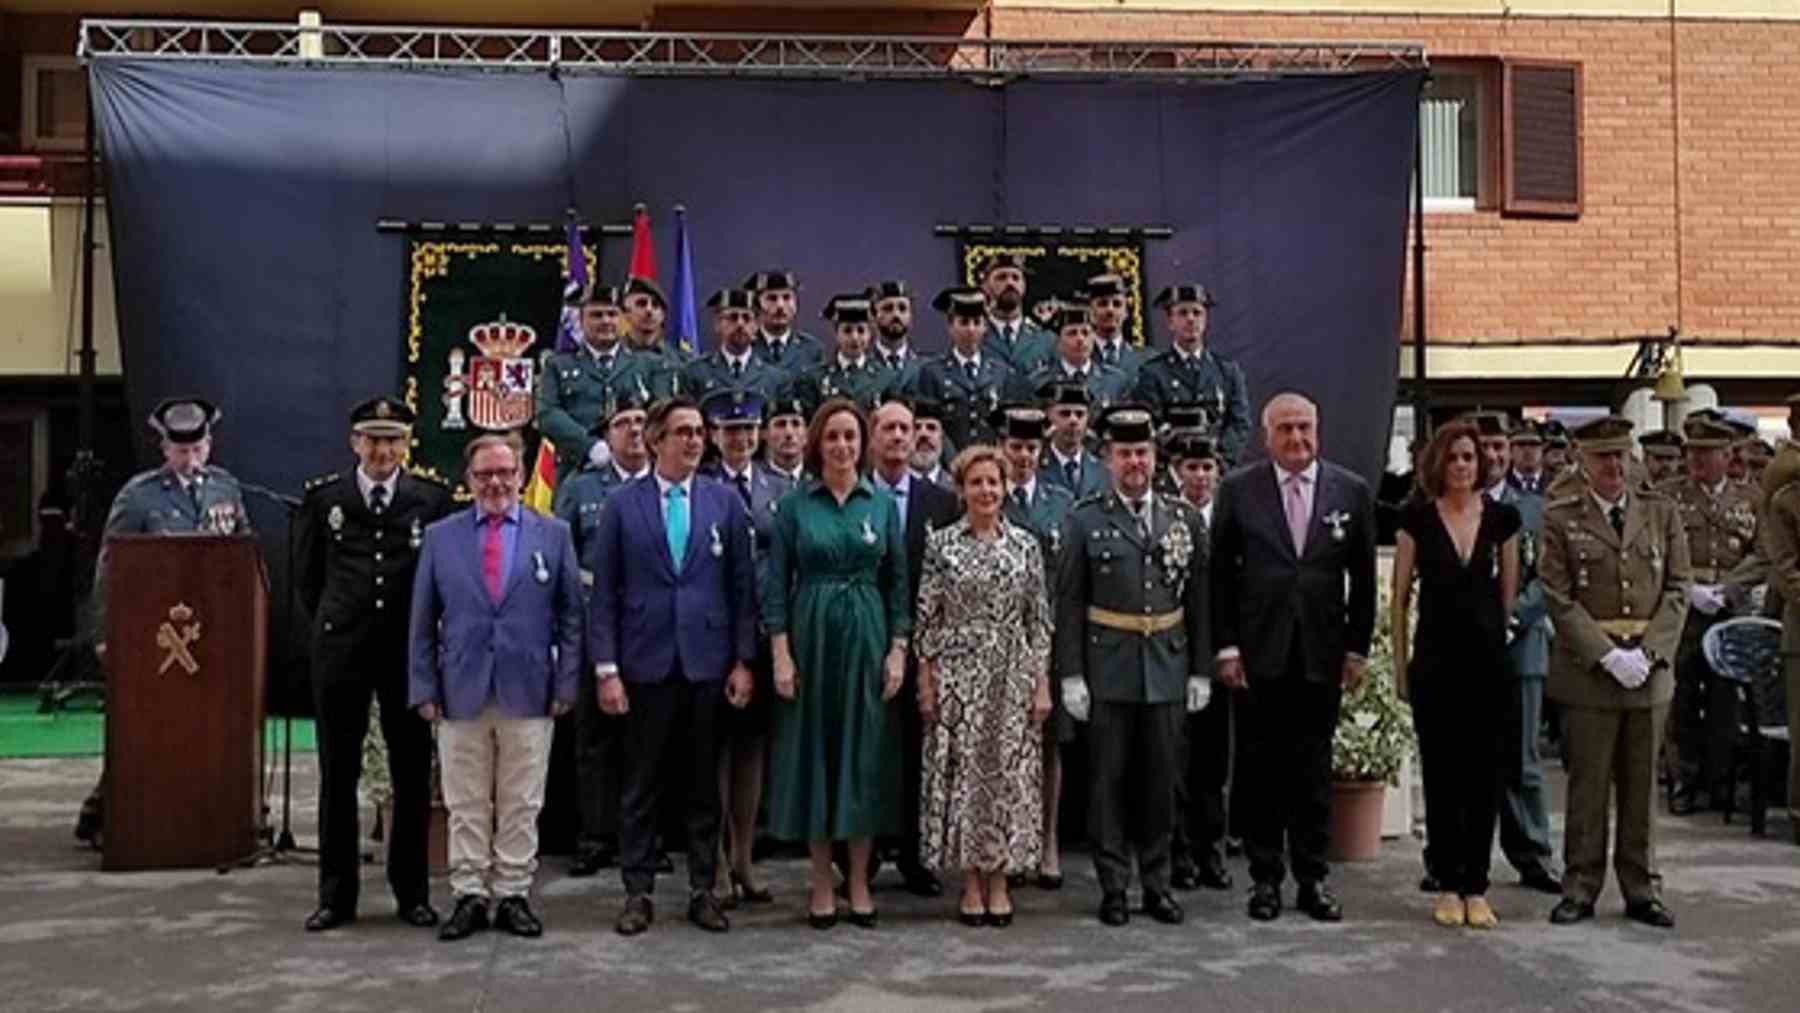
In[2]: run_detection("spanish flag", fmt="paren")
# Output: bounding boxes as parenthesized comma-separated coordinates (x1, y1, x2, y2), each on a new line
(522, 437, 557, 516)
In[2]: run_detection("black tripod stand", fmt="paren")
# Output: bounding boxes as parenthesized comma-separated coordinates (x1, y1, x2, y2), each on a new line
(222, 482, 316, 871)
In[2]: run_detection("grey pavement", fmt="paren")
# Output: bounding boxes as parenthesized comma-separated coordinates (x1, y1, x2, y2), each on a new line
(2, 754, 1797, 1013)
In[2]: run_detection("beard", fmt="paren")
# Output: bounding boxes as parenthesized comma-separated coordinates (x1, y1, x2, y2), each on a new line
(876, 320, 908, 345)
(990, 288, 1022, 314)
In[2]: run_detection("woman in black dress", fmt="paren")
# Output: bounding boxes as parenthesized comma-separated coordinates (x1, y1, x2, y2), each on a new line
(1391, 420, 1519, 929)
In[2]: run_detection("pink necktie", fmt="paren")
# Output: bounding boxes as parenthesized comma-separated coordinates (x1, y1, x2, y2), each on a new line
(482, 514, 504, 602)
(1285, 474, 1309, 555)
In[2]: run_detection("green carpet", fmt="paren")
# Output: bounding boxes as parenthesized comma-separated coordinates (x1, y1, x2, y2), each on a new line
(0, 692, 316, 759)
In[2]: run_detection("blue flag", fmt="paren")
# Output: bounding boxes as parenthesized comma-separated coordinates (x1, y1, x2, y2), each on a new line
(669, 206, 700, 356)
(557, 215, 587, 354)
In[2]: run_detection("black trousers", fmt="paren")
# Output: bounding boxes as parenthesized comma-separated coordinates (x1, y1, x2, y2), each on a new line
(1172, 689, 1234, 870)
(1413, 670, 1506, 896)
(619, 677, 723, 897)
(313, 657, 432, 910)
(575, 669, 625, 848)
(1240, 659, 1341, 888)
(1673, 614, 1736, 797)
(1088, 699, 1183, 895)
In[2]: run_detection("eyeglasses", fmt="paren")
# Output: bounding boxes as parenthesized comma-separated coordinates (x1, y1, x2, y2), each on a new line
(469, 468, 516, 484)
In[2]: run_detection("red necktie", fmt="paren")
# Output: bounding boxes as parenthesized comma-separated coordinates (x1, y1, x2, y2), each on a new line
(482, 514, 504, 602)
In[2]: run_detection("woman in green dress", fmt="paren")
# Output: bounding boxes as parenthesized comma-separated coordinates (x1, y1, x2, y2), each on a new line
(764, 398, 911, 929)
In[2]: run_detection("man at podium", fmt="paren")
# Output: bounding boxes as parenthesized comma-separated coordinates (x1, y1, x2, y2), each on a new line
(298, 397, 453, 932)
(410, 432, 583, 941)
(77, 397, 247, 847)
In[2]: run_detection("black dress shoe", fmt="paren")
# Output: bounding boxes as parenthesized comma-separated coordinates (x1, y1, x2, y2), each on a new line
(616, 895, 654, 936)
(1296, 883, 1343, 922)
(1034, 871, 1064, 891)
(304, 906, 355, 932)
(1098, 891, 1130, 927)
(568, 845, 613, 877)
(847, 907, 879, 929)
(689, 891, 731, 933)
(1247, 883, 1282, 921)
(438, 896, 489, 941)
(1171, 865, 1201, 891)
(495, 897, 543, 938)
(396, 901, 440, 927)
(1418, 873, 1444, 893)
(1518, 866, 1564, 895)
(1548, 898, 1595, 925)
(1668, 785, 1702, 816)
(1198, 854, 1233, 890)
(1144, 890, 1185, 925)
(808, 907, 838, 930)
(1624, 899, 1675, 929)
(899, 866, 943, 898)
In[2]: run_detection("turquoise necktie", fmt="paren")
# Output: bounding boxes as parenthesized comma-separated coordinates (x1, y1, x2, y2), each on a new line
(666, 484, 689, 570)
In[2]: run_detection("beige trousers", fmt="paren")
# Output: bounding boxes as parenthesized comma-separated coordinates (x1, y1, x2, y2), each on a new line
(437, 704, 555, 899)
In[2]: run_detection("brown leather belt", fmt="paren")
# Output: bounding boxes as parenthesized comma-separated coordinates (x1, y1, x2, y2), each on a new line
(1087, 606, 1184, 636)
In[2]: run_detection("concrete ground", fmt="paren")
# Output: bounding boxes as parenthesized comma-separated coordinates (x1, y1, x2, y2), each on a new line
(2, 754, 1797, 1013)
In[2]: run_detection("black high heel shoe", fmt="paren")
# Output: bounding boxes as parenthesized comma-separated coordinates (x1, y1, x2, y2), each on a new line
(985, 906, 1014, 928)
(958, 905, 987, 927)
(808, 907, 838, 930)
(732, 869, 774, 905)
(847, 907, 879, 929)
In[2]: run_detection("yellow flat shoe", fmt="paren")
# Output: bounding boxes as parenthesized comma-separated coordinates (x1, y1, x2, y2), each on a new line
(1465, 896, 1498, 929)
(1432, 892, 1466, 927)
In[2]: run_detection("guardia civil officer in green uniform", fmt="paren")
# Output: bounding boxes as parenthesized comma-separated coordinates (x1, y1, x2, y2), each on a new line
(1085, 273, 1149, 386)
(805, 295, 897, 412)
(1038, 381, 1109, 501)
(979, 253, 1056, 374)
(77, 397, 249, 846)
(1133, 284, 1253, 466)
(552, 390, 653, 876)
(1055, 404, 1211, 928)
(1664, 414, 1762, 813)
(913, 287, 1018, 452)
(1018, 305, 1132, 412)
(1539, 415, 1689, 929)
(761, 382, 815, 486)
(298, 397, 454, 933)
(868, 280, 926, 393)
(747, 270, 827, 374)
(535, 283, 654, 483)
(682, 288, 789, 404)
(621, 276, 690, 392)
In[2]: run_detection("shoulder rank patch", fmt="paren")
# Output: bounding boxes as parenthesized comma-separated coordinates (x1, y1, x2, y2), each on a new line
(304, 471, 341, 493)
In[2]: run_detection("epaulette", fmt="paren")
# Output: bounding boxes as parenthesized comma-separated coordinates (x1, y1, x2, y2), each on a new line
(1546, 495, 1584, 510)
(1040, 483, 1074, 503)
(303, 471, 340, 493)
(1637, 487, 1670, 503)
(1074, 492, 1109, 510)
(1158, 492, 1195, 513)
(408, 470, 449, 489)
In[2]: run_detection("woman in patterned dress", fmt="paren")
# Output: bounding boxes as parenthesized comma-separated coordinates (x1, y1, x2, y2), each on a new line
(915, 445, 1054, 927)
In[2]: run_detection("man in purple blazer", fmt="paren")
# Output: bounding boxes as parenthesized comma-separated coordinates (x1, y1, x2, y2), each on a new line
(590, 396, 757, 936)
(409, 433, 583, 942)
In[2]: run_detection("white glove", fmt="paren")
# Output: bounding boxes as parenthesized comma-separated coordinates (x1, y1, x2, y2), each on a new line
(1600, 648, 1651, 689)
(587, 440, 613, 468)
(1061, 677, 1091, 723)
(1686, 583, 1727, 615)
(1186, 676, 1212, 714)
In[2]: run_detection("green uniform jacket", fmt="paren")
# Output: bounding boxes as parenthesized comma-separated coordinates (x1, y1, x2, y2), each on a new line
(913, 353, 1017, 452)
(1092, 333, 1148, 387)
(1039, 447, 1109, 501)
(535, 344, 654, 481)
(982, 318, 1054, 375)
(1131, 346, 1254, 465)
(802, 359, 900, 413)
(90, 464, 249, 640)
(1016, 362, 1132, 414)
(1054, 491, 1210, 705)
(680, 350, 790, 404)
(1540, 488, 1691, 710)
(1005, 481, 1076, 583)
(751, 330, 827, 374)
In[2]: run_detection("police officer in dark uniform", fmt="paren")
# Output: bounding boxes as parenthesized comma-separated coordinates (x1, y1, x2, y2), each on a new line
(1055, 405, 1211, 927)
(535, 283, 653, 482)
(747, 270, 827, 374)
(297, 397, 453, 932)
(682, 288, 789, 403)
(1019, 305, 1132, 411)
(554, 392, 653, 876)
(77, 397, 249, 846)
(1133, 284, 1253, 466)
(914, 287, 1018, 452)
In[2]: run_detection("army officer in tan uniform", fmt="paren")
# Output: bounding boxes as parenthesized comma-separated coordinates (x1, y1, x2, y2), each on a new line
(1539, 416, 1689, 929)
(1759, 420, 1800, 845)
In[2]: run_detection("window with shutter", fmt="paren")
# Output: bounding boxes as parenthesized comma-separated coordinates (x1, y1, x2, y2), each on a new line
(1503, 59, 1582, 218)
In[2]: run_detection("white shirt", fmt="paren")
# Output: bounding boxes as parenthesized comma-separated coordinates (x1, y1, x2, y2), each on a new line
(720, 462, 754, 485)
(837, 355, 867, 372)
(655, 474, 694, 526)
(1012, 478, 1038, 506)
(1175, 344, 1206, 367)
(584, 340, 621, 367)
(767, 461, 803, 483)
(951, 349, 983, 372)
(1059, 359, 1091, 379)
(875, 470, 911, 529)
(989, 316, 1022, 343)
(1592, 489, 1628, 515)
(1096, 337, 1124, 359)
(612, 463, 649, 484)
(1704, 477, 1729, 499)
(356, 468, 397, 511)
(878, 342, 911, 363)
(1200, 500, 1214, 530)
(759, 328, 791, 349)
(722, 348, 753, 372)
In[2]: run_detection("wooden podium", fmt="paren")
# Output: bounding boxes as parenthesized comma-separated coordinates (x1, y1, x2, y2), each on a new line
(103, 534, 268, 870)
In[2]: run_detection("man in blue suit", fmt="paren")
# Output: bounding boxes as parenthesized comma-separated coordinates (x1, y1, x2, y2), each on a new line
(590, 396, 757, 936)
(409, 433, 583, 942)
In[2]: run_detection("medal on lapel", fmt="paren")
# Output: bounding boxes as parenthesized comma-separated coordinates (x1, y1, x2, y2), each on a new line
(328, 504, 345, 532)
(861, 517, 878, 546)
(533, 550, 550, 584)
(1323, 509, 1350, 543)
(410, 517, 423, 550)
(1490, 544, 1500, 580)
(1049, 525, 1062, 557)
(1576, 547, 1590, 590)
(710, 522, 724, 558)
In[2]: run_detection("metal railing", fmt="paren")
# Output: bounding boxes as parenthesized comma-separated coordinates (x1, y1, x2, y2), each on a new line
(79, 19, 1425, 79)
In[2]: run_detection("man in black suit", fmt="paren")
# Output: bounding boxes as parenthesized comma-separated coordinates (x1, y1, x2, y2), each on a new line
(1210, 391, 1376, 923)
(866, 395, 961, 895)
(297, 397, 455, 932)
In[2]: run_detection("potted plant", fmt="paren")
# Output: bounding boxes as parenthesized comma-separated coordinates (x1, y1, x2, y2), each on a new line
(1329, 580, 1417, 861)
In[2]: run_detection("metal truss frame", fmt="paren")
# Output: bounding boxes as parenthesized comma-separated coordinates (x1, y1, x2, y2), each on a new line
(79, 19, 1425, 80)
